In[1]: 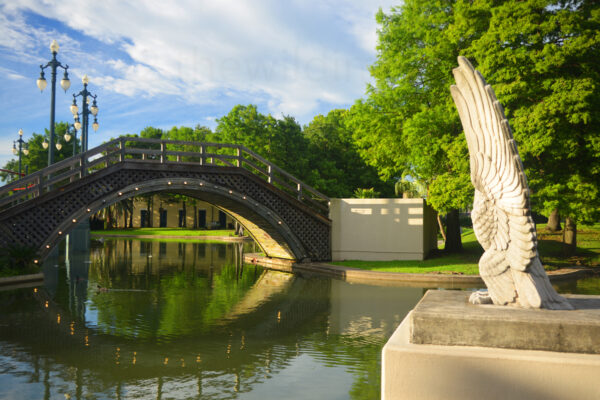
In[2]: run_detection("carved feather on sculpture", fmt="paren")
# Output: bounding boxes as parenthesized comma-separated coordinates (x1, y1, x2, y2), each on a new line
(450, 56, 572, 310)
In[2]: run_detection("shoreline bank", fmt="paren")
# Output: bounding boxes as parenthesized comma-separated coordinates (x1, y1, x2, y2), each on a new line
(244, 253, 595, 288)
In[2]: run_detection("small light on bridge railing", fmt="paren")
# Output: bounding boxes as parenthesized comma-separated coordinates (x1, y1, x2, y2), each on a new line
(46, 245, 50, 249)
(72, 218, 77, 223)
(135, 187, 139, 191)
(243, 196, 246, 200)
(229, 190, 232, 194)
(278, 221, 282, 225)
(184, 181, 187, 185)
(199, 183, 204, 186)
(34, 260, 38, 265)
(58, 231, 62, 235)
(118, 192, 122, 196)
(87, 208, 91, 212)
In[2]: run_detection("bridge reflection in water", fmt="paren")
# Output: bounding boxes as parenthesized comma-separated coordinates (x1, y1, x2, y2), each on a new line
(0, 239, 425, 399)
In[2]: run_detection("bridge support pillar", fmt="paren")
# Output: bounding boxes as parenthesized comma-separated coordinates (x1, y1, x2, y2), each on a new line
(66, 220, 90, 256)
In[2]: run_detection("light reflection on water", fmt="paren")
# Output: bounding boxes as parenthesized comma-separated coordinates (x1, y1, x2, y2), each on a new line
(0, 239, 425, 399)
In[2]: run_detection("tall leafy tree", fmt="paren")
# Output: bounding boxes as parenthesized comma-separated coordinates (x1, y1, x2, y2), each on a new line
(303, 109, 390, 197)
(466, 0, 600, 252)
(348, 0, 489, 251)
(215, 104, 310, 178)
(350, 0, 599, 253)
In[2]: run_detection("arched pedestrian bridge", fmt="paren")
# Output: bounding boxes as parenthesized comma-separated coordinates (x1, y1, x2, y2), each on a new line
(0, 138, 331, 262)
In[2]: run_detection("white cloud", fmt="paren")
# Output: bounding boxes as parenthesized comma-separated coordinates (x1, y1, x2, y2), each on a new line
(1, 0, 400, 119)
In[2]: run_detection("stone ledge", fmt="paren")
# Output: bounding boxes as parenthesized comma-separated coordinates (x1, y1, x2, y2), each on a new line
(0, 272, 44, 288)
(411, 290, 600, 354)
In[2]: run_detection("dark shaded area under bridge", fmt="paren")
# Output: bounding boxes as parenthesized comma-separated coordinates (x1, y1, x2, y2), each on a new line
(0, 138, 331, 262)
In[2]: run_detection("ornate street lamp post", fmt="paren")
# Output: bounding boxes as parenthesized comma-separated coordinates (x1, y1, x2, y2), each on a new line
(12, 129, 29, 177)
(71, 74, 99, 153)
(36, 40, 71, 166)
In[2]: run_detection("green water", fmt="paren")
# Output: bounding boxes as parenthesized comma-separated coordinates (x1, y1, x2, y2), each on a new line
(1, 239, 598, 399)
(0, 239, 425, 399)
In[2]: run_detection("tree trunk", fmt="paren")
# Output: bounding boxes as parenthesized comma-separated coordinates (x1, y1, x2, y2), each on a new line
(444, 209, 462, 253)
(437, 213, 447, 243)
(546, 209, 561, 232)
(563, 217, 577, 256)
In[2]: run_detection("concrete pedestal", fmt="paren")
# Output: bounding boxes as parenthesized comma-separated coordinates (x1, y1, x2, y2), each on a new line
(382, 290, 600, 400)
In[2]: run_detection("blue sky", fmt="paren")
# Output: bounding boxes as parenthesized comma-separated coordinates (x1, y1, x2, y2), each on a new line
(0, 0, 398, 168)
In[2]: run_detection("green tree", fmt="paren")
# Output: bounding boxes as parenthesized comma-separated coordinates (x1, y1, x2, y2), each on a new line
(215, 105, 310, 178)
(303, 110, 390, 197)
(348, 0, 487, 251)
(350, 0, 599, 253)
(465, 0, 600, 252)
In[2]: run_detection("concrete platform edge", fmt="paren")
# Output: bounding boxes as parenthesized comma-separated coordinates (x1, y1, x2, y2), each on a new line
(382, 311, 600, 400)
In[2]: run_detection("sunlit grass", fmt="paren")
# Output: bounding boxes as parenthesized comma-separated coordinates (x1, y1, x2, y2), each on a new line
(537, 223, 600, 269)
(332, 224, 600, 275)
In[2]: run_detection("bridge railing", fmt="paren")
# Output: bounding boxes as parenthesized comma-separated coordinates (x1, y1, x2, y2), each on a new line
(0, 137, 330, 215)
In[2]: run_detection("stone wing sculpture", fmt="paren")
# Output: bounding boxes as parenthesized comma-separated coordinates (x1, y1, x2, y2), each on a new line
(450, 56, 572, 310)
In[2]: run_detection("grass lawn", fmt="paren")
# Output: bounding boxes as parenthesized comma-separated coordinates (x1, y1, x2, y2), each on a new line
(332, 224, 600, 275)
(91, 228, 237, 237)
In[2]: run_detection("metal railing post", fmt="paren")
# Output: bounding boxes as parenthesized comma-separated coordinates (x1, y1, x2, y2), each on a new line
(160, 142, 166, 163)
(236, 147, 241, 167)
(119, 138, 126, 162)
(267, 165, 273, 183)
(80, 153, 86, 177)
(297, 183, 302, 201)
(35, 176, 41, 198)
(200, 144, 205, 165)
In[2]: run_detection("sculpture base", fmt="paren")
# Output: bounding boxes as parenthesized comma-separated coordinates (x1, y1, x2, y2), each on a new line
(382, 290, 600, 400)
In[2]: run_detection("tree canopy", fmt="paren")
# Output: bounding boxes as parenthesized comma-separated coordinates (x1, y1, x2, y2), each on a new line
(303, 109, 390, 197)
(465, 0, 600, 224)
(348, 0, 599, 248)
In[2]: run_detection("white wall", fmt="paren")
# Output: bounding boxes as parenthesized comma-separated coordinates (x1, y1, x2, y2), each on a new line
(330, 198, 437, 261)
